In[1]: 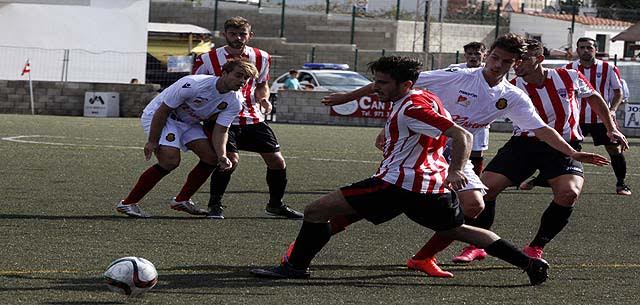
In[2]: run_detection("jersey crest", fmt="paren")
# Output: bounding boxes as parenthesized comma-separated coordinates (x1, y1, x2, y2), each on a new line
(495, 98, 508, 110)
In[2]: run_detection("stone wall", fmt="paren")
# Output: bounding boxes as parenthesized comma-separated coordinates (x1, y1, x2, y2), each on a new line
(0, 80, 160, 117)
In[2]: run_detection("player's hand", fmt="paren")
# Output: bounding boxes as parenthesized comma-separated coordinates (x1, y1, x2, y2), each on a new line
(259, 99, 272, 114)
(375, 129, 385, 151)
(143, 142, 158, 161)
(570, 152, 610, 166)
(445, 169, 468, 191)
(218, 156, 232, 171)
(321, 93, 351, 106)
(608, 129, 629, 151)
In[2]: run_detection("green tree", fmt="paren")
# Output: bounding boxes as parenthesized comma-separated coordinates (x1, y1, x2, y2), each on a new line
(592, 0, 640, 8)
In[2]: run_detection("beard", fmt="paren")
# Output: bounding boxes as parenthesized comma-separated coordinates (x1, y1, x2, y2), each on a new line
(226, 39, 245, 50)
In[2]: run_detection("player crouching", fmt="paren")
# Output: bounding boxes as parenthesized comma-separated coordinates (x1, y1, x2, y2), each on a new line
(250, 56, 549, 285)
(116, 60, 258, 218)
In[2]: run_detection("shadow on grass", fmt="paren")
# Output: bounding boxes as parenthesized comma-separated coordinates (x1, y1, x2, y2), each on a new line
(196, 189, 334, 195)
(1, 263, 530, 298)
(0, 214, 304, 221)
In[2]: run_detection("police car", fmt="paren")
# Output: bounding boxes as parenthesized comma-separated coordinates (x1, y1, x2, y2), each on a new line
(270, 63, 371, 98)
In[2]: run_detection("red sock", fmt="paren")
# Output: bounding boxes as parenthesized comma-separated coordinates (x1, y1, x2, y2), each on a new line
(470, 157, 484, 176)
(174, 161, 216, 202)
(123, 164, 171, 204)
(412, 233, 454, 260)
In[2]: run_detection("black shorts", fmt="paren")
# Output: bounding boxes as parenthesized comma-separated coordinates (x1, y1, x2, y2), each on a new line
(581, 123, 618, 146)
(204, 121, 281, 153)
(484, 137, 584, 185)
(339, 177, 464, 231)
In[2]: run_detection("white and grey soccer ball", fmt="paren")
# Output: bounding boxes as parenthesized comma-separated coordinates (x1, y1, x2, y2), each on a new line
(104, 256, 158, 297)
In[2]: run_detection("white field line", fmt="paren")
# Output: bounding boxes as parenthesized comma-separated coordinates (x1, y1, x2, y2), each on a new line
(2, 135, 638, 171)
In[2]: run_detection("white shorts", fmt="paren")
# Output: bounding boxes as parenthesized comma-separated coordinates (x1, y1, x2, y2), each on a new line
(459, 160, 488, 194)
(472, 126, 490, 151)
(140, 113, 207, 152)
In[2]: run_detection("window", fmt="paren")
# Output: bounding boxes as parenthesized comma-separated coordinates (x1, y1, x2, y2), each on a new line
(595, 34, 607, 53)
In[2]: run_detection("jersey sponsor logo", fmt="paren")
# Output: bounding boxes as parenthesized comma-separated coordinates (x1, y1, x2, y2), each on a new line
(166, 133, 176, 142)
(182, 83, 191, 89)
(458, 89, 478, 98)
(495, 98, 508, 110)
(450, 115, 490, 129)
(558, 88, 567, 98)
(566, 166, 583, 173)
(456, 95, 470, 106)
(217, 102, 228, 110)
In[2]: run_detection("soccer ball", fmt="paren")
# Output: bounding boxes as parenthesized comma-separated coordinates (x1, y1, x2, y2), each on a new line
(104, 256, 158, 297)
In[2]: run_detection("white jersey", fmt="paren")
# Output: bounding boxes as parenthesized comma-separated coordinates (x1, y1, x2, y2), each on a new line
(143, 74, 242, 127)
(374, 90, 454, 195)
(566, 59, 621, 124)
(415, 68, 546, 137)
(511, 68, 597, 142)
(192, 46, 271, 126)
(446, 62, 484, 70)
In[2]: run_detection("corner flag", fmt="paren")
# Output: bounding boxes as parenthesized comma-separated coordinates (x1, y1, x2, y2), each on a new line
(21, 59, 31, 76)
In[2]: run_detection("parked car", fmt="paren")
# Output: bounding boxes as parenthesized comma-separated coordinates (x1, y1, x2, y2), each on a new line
(270, 63, 371, 99)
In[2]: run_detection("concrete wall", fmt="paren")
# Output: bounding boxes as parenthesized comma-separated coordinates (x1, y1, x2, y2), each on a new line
(0, 80, 160, 117)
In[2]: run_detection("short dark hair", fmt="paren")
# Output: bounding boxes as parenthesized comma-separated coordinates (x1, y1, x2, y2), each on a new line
(525, 39, 544, 56)
(288, 69, 298, 74)
(464, 42, 486, 52)
(490, 33, 527, 59)
(368, 56, 422, 84)
(224, 16, 251, 31)
(577, 37, 597, 47)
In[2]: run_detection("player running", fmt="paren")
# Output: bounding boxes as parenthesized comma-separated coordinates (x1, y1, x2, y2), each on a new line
(193, 16, 303, 219)
(250, 56, 550, 285)
(116, 60, 257, 218)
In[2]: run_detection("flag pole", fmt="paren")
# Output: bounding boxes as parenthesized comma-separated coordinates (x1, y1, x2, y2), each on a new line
(28, 67, 34, 115)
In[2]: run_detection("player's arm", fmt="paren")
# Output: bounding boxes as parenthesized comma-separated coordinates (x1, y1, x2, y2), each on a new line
(145, 103, 172, 161)
(255, 82, 272, 114)
(533, 126, 609, 166)
(609, 88, 623, 114)
(442, 124, 472, 190)
(210, 123, 232, 170)
(322, 83, 375, 106)
(585, 93, 629, 150)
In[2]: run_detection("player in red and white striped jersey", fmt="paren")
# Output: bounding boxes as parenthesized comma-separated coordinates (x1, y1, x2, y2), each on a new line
(251, 56, 550, 285)
(480, 39, 628, 260)
(192, 17, 302, 219)
(565, 37, 631, 195)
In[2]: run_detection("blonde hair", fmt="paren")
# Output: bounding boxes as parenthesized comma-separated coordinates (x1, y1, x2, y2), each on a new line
(222, 59, 258, 79)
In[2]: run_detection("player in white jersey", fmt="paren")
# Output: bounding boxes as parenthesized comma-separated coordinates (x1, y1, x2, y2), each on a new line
(251, 56, 550, 286)
(317, 34, 609, 277)
(480, 39, 627, 260)
(192, 16, 303, 219)
(566, 37, 630, 195)
(115, 60, 258, 218)
(445, 41, 489, 176)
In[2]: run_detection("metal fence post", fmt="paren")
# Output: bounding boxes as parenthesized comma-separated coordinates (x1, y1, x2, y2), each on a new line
(396, 0, 401, 20)
(495, 1, 501, 40)
(326, 0, 330, 15)
(455, 50, 459, 64)
(354, 48, 359, 72)
(280, 0, 286, 38)
(480, 1, 485, 25)
(350, 5, 356, 45)
(213, 0, 219, 32)
(311, 47, 316, 63)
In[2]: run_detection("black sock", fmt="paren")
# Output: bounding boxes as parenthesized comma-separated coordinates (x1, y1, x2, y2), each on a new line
(530, 201, 573, 248)
(610, 153, 627, 185)
(485, 239, 532, 270)
(288, 221, 332, 270)
(468, 200, 496, 230)
(208, 168, 233, 209)
(266, 168, 287, 207)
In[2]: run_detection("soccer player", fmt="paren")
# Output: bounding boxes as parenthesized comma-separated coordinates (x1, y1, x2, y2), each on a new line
(566, 37, 631, 196)
(476, 39, 628, 261)
(317, 33, 609, 277)
(447, 41, 488, 176)
(192, 16, 303, 219)
(116, 60, 258, 218)
(250, 56, 550, 285)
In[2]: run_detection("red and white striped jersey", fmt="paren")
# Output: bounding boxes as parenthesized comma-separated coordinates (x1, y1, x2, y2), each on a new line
(374, 90, 454, 194)
(510, 68, 596, 142)
(565, 59, 621, 124)
(192, 46, 271, 125)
